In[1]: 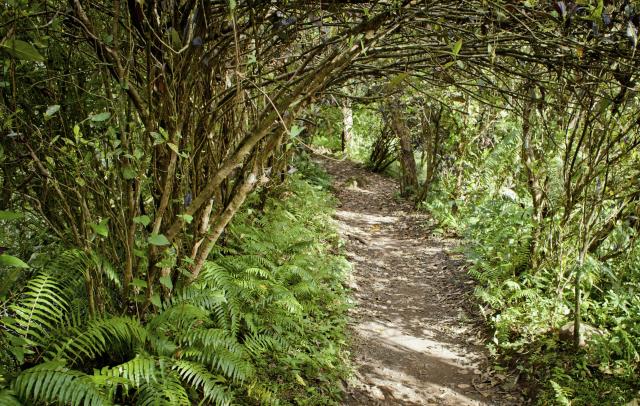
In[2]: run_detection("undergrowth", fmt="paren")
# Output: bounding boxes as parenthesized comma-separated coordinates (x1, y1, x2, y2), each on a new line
(423, 189, 640, 405)
(0, 162, 351, 405)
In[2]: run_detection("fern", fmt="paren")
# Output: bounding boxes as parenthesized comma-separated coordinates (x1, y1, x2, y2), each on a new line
(94, 355, 159, 388)
(46, 316, 146, 365)
(0, 389, 22, 406)
(0, 374, 21, 406)
(2, 168, 351, 405)
(13, 361, 108, 405)
(94, 355, 182, 405)
(172, 360, 232, 405)
(4, 272, 68, 348)
(166, 287, 227, 311)
(242, 334, 284, 357)
(181, 346, 253, 383)
(136, 372, 190, 406)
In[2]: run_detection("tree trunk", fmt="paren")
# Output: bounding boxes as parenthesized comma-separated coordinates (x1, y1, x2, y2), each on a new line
(416, 106, 442, 203)
(520, 89, 547, 271)
(341, 102, 353, 153)
(389, 105, 418, 196)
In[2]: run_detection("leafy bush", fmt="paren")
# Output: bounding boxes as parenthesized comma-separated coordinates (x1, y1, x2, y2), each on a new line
(425, 169, 640, 404)
(0, 167, 350, 405)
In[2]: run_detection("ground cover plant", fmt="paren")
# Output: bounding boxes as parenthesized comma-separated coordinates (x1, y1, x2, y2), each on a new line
(0, 162, 351, 405)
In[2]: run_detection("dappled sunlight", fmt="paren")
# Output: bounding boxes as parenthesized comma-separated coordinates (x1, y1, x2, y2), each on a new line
(335, 209, 400, 224)
(348, 321, 490, 405)
(357, 320, 464, 363)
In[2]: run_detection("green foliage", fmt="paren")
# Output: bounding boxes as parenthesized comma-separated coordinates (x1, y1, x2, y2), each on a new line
(4, 272, 69, 348)
(310, 103, 384, 164)
(13, 361, 107, 405)
(293, 152, 332, 190)
(0, 168, 350, 405)
(311, 106, 344, 152)
(218, 171, 350, 404)
(420, 99, 640, 403)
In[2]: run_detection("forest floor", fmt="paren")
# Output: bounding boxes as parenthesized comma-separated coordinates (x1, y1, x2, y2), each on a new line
(316, 155, 526, 406)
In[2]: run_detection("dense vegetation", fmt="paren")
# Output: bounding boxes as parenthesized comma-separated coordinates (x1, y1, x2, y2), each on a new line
(1, 158, 351, 405)
(312, 75, 640, 404)
(2, 0, 640, 404)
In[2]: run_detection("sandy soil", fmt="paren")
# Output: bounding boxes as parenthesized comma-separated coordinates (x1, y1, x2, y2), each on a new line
(316, 156, 525, 406)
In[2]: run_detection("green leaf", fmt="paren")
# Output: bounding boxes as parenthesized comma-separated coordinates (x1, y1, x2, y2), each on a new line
(90, 219, 109, 237)
(148, 233, 170, 246)
(0, 254, 29, 268)
(290, 125, 304, 139)
(150, 293, 162, 307)
(167, 143, 180, 154)
(158, 128, 169, 140)
(122, 166, 136, 180)
(2, 39, 45, 62)
(90, 112, 111, 122)
(0, 211, 23, 220)
(294, 372, 306, 386)
(386, 73, 409, 91)
(44, 105, 60, 117)
(150, 132, 165, 145)
(451, 39, 462, 56)
(159, 275, 173, 290)
(133, 215, 151, 227)
(590, 0, 604, 21)
(9, 345, 26, 364)
(168, 28, 182, 49)
(177, 214, 193, 224)
(131, 278, 147, 289)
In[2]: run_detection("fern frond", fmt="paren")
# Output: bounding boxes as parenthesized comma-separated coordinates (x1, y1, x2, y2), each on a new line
(0, 389, 22, 406)
(96, 354, 159, 389)
(200, 262, 235, 289)
(136, 372, 190, 406)
(182, 347, 253, 383)
(173, 360, 232, 405)
(474, 286, 504, 307)
(149, 303, 210, 333)
(13, 361, 108, 406)
(4, 272, 68, 347)
(274, 294, 303, 314)
(511, 288, 540, 302)
(243, 267, 273, 281)
(46, 316, 146, 365)
(181, 328, 244, 355)
(245, 381, 278, 406)
(284, 240, 315, 255)
(237, 255, 276, 270)
(165, 287, 227, 312)
(242, 334, 284, 357)
(87, 250, 121, 288)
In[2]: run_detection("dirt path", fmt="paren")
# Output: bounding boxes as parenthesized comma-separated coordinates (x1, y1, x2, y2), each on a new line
(316, 156, 524, 406)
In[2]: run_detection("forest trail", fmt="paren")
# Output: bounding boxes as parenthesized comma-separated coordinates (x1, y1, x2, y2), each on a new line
(316, 156, 524, 406)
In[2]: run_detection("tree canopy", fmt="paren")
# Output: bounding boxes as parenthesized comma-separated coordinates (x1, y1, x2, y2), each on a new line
(2, 0, 640, 404)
